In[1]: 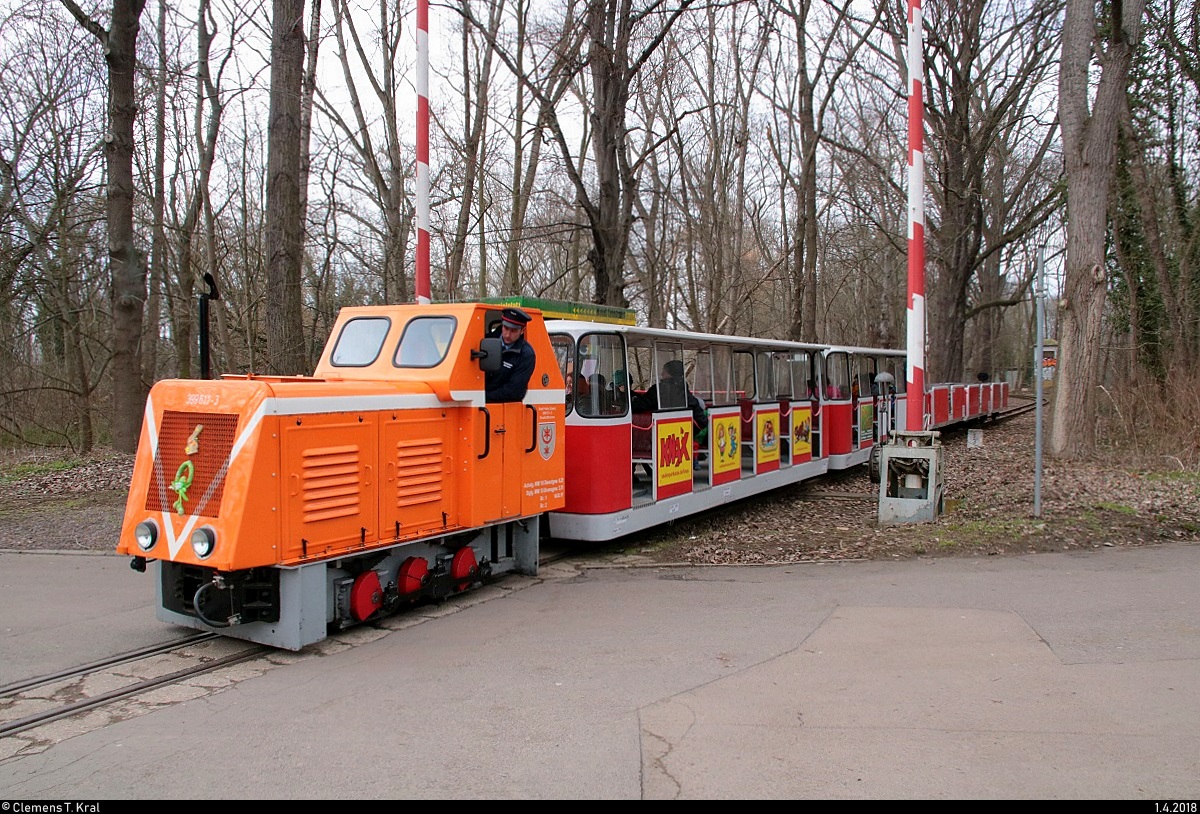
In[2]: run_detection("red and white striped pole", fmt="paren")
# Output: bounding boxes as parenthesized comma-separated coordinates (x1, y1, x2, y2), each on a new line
(415, 0, 432, 304)
(905, 0, 926, 431)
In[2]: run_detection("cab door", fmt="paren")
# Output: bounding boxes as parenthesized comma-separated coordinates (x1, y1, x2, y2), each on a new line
(469, 401, 526, 523)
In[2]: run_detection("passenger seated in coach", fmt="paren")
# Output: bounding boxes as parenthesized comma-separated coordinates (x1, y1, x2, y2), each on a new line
(577, 373, 611, 415)
(634, 360, 709, 445)
(564, 357, 590, 404)
(609, 369, 630, 413)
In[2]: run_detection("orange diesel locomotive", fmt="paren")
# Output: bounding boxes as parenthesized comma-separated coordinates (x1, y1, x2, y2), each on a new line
(117, 303, 566, 650)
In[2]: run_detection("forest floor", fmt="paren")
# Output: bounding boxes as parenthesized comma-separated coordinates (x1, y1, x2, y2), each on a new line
(0, 396, 1197, 561)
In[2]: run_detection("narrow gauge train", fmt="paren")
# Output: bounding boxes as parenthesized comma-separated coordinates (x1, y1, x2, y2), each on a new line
(117, 298, 1008, 650)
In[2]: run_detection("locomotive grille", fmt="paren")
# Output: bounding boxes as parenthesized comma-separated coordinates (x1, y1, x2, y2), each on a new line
(147, 411, 240, 517)
(394, 438, 444, 506)
(300, 444, 362, 521)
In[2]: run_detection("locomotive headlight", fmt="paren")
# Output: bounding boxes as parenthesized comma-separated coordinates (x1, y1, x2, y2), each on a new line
(134, 520, 159, 551)
(190, 526, 216, 559)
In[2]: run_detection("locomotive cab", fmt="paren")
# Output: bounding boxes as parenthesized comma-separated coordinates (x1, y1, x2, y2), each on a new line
(118, 303, 566, 650)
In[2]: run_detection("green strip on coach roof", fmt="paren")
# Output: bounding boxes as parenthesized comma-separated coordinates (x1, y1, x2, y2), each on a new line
(476, 296, 637, 326)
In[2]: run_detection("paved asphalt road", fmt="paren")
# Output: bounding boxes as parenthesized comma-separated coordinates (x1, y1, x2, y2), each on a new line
(0, 543, 1197, 799)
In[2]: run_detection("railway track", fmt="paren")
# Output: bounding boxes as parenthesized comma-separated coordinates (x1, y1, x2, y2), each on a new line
(966, 395, 1039, 424)
(0, 547, 577, 744)
(0, 632, 268, 739)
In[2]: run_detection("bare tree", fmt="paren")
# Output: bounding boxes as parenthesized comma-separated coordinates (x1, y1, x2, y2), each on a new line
(461, 0, 696, 307)
(899, 0, 1061, 383)
(58, 0, 148, 452)
(581, 0, 696, 306)
(499, 0, 556, 297)
(454, 1, 585, 299)
(0, 4, 108, 451)
(142, 0, 168, 385)
(649, 3, 769, 333)
(298, 0, 322, 222)
(763, 0, 881, 343)
(440, 0, 502, 298)
(315, 0, 413, 305)
(1051, 0, 1146, 458)
(157, 0, 242, 379)
(817, 1, 1056, 358)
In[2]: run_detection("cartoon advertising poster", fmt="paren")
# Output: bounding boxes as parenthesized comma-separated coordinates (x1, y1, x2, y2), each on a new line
(655, 416, 694, 499)
(755, 408, 780, 474)
(792, 405, 813, 462)
(858, 402, 874, 447)
(709, 411, 741, 486)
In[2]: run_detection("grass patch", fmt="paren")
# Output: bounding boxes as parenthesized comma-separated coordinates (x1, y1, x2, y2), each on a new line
(1095, 501, 1136, 515)
(0, 458, 77, 484)
(1143, 470, 1200, 485)
(930, 518, 1043, 549)
(1073, 511, 1112, 531)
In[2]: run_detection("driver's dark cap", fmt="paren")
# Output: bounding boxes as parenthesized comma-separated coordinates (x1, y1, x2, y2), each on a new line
(500, 307, 532, 328)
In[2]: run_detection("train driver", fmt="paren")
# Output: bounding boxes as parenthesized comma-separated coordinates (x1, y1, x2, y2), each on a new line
(486, 307, 536, 402)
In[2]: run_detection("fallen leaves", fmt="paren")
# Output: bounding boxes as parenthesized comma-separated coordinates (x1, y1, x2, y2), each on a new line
(628, 404, 1200, 564)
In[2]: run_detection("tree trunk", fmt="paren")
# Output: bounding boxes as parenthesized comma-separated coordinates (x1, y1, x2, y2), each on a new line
(107, 0, 147, 451)
(265, 0, 307, 375)
(144, 0, 167, 387)
(586, 1, 633, 309)
(1117, 94, 1191, 373)
(1051, 0, 1145, 459)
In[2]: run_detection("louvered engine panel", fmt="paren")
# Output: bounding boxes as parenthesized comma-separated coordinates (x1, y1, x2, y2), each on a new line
(394, 438, 443, 507)
(299, 444, 362, 522)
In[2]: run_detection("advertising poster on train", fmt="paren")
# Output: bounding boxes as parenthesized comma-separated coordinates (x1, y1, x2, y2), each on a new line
(755, 408, 780, 473)
(710, 412, 741, 485)
(792, 405, 812, 461)
(655, 416, 694, 499)
(858, 402, 874, 446)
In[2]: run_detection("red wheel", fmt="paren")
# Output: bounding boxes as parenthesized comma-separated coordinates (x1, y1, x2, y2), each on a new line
(398, 556, 429, 596)
(349, 570, 383, 621)
(450, 547, 479, 591)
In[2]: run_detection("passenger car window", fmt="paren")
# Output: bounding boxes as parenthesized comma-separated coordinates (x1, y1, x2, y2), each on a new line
(576, 333, 626, 418)
(550, 334, 576, 414)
